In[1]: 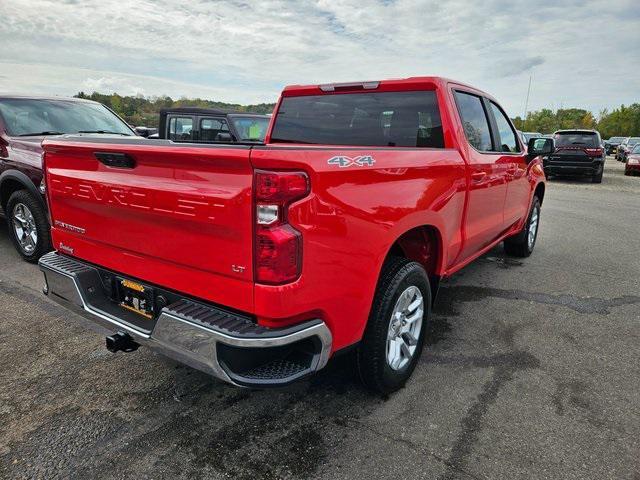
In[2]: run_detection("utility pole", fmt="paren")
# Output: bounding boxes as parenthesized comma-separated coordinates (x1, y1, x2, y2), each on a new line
(523, 74, 532, 127)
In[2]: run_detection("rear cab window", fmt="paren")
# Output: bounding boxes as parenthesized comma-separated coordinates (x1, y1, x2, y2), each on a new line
(554, 132, 599, 148)
(270, 91, 444, 148)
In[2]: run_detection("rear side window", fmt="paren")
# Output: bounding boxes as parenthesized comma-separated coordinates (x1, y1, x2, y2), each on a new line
(200, 117, 231, 142)
(454, 91, 492, 151)
(489, 102, 520, 153)
(168, 116, 194, 142)
(270, 91, 444, 148)
(554, 132, 598, 148)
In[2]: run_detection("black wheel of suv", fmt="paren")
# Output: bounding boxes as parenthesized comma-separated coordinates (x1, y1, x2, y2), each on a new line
(504, 196, 541, 258)
(6, 190, 51, 263)
(357, 257, 431, 395)
(592, 167, 603, 184)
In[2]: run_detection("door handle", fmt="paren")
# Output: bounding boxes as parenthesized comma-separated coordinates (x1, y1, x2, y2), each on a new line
(471, 171, 486, 181)
(95, 152, 136, 169)
(506, 164, 517, 174)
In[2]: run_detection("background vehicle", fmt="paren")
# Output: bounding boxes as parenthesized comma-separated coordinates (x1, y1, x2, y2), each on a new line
(522, 132, 543, 143)
(158, 108, 270, 143)
(40, 77, 548, 394)
(0, 95, 135, 261)
(604, 136, 625, 155)
(133, 126, 158, 138)
(544, 129, 605, 183)
(616, 137, 640, 162)
(625, 144, 640, 176)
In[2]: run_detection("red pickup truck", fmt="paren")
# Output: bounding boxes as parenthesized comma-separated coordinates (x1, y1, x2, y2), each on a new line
(40, 77, 551, 394)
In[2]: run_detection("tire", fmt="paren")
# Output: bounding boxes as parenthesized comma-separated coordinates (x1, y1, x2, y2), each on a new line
(357, 257, 431, 395)
(592, 167, 603, 184)
(504, 196, 541, 258)
(5, 190, 51, 263)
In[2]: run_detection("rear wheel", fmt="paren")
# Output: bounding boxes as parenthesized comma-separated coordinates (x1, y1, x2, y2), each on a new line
(357, 257, 431, 395)
(504, 196, 541, 258)
(592, 167, 603, 183)
(6, 190, 51, 263)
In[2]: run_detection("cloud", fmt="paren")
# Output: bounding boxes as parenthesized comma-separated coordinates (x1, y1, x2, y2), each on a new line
(0, 0, 638, 115)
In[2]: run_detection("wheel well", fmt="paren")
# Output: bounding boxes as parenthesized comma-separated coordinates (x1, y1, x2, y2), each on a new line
(534, 182, 545, 205)
(386, 225, 442, 302)
(0, 179, 25, 212)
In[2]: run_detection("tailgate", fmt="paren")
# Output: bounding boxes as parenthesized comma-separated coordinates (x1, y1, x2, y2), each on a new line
(43, 138, 255, 312)
(549, 147, 592, 163)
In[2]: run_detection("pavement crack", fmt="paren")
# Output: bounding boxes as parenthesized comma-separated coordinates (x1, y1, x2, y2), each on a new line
(349, 418, 486, 480)
(435, 351, 540, 480)
(436, 285, 640, 315)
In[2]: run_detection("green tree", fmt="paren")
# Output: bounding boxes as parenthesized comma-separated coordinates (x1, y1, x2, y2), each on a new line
(74, 91, 276, 127)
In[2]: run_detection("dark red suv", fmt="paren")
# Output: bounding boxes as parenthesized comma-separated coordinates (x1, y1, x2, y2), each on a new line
(0, 96, 135, 261)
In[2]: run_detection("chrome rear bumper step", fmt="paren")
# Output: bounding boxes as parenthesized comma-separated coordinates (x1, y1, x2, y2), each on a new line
(39, 251, 332, 387)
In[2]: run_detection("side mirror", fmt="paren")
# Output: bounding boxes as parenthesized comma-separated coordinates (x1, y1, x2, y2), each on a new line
(527, 137, 554, 160)
(215, 132, 233, 142)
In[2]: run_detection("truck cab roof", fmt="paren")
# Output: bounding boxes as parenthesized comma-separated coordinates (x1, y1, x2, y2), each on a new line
(159, 107, 266, 117)
(281, 76, 481, 97)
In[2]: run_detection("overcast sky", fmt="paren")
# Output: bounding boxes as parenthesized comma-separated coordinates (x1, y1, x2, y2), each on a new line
(1, 0, 638, 117)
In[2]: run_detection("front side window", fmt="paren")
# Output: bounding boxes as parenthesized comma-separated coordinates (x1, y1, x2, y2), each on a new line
(271, 91, 444, 148)
(454, 91, 492, 151)
(200, 118, 231, 142)
(168, 116, 194, 141)
(489, 102, 520, 153)
(231, 116, 269, 141)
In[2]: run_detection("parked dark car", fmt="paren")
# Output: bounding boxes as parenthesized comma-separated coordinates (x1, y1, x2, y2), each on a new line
(0, 95, 135, 262)
(158, 107, 270, 143)
(616, 137, 640, 162)
(604, 136, 625, 155)
(543, 130, 605, 183)
(625, 144, 640, 176)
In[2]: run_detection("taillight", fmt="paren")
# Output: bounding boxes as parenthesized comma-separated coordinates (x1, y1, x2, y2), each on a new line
(585, 148, 603, 157)
(254, 170, 310, 285)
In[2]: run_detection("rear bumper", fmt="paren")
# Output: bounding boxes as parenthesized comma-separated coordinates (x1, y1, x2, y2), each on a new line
(544, 159, 603, 176)
(39, 252, 332, 387)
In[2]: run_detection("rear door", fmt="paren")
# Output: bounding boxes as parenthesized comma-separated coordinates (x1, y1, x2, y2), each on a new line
(44, 138, 255, 311)
(166, 114, 195, 142)
(452, 90, 509, 261)
(197, 116, 233, 142)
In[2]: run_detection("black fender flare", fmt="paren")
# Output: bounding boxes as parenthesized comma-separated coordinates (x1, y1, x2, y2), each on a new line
(0, 169, 46, 210)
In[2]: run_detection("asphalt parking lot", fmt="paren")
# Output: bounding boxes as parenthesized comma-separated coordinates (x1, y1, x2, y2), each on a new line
(0, 157, 638, 480)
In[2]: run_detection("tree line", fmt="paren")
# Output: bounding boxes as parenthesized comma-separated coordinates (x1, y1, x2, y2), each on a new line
(74, 92, 276, 128)
(513, 104, 640, 139)
(76, 92, 640, 140)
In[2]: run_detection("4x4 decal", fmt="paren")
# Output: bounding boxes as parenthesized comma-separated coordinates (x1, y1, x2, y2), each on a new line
(327, 155, 376, 168)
